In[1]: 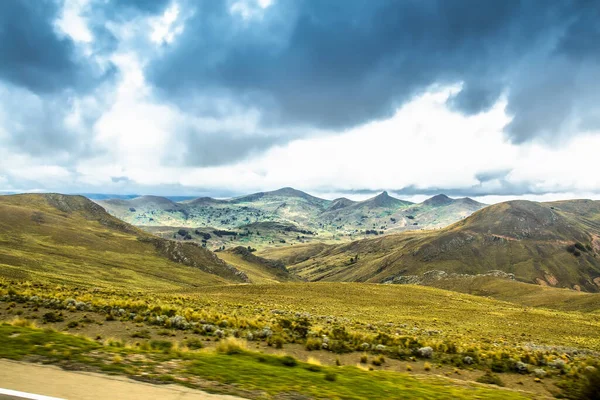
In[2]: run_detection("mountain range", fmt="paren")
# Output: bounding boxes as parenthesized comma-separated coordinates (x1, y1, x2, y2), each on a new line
(259, 199, 600, 291)
(96, 188, 486, 249)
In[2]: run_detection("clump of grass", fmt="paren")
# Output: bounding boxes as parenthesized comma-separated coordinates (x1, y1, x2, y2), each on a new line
(406, 364, 412, 371)
(269, 335, 284, 349)
(281, 355, 297, 367)
(215, 337, 247, 355)
(324, 371, 337, 382)
(305, 337, 322, 351)
(184, 338, 204, 350)
(305, 358, 322, 372)
(150, 340, 173, 352)
(42, 312, 63, 323)
(10, 318, 36, 328)
(476, 371, 504, 387)
(424, 362, 431, 371)
(360, 354, 368, 364)
(67, 321, 78, 329)
(372, 355, 385, 366)
(131, 329, 151, 339)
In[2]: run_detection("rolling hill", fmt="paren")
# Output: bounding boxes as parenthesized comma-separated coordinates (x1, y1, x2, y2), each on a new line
(96, 188, 486, 249)
(259, 199, 600, 292)
(0, 193, 248, 290)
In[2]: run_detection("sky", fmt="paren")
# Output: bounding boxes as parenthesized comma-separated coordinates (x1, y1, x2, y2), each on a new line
(1, 0, 599, 203)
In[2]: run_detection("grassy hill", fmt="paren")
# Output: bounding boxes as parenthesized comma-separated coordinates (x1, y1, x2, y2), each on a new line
(0, 194, 248, 290)
(260, 199, 600, 292)
(97, 188, 486, 249)
(217, 246, 302, 283)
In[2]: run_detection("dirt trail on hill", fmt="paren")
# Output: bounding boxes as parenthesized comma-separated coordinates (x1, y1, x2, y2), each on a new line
(0, 359, 245, 400)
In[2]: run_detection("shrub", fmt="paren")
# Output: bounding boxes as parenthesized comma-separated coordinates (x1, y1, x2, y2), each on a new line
(42, 312, 64, 323)
(281, 355, 298, 367)
(150, 340, 173, 352)
(67, 321, 79, 329)
(269, 335, 284, 349)
(579, 367, 600, 400)
(360, 354, 368, 364)
(216, 337, 247, 355)
(11, 318, 35, 328)
(131, 329, 151, 339)
(305, 337, 322, 351)
(184, 338, 204, 350)
(372, 355, 385, 366)
(476, 371, 504, 387)
(324, 372, 337, 382)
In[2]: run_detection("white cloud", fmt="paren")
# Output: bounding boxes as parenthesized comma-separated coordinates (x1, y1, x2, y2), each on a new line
(150, 4, 184, 44)
(55, 0, 93, 44)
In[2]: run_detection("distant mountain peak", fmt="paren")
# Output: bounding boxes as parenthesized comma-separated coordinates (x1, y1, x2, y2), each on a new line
(364, 191, 407, 208)
(423, 194, 454, 207)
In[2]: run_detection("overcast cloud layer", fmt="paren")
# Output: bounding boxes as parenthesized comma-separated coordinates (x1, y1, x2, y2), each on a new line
(0, 0, 599, 202)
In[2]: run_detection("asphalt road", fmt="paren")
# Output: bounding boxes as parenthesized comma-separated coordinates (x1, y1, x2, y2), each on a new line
(0, 359, 245, 400)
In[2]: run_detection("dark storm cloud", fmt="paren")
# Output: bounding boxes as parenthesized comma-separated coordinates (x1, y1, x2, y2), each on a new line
(147, 0, 600, 142)
(0, 0, 111, 94)
(179, 130, 288, 167)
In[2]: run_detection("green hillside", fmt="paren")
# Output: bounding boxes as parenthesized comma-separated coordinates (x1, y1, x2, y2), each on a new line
(0, 194, 247, 290)
(97, 188, 486, 249)
(217, 246, 302, 283)
(260, 200, 600, 291)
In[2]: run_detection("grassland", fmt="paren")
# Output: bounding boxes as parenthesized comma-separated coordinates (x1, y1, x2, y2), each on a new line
(0, 323, 538, 399)
(426, 276, 600, 313)
(0, 194, 244, 290)
(2, 193, 600, 398)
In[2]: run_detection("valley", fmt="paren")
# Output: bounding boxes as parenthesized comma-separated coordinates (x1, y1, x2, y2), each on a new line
(1, 192, 599, 399)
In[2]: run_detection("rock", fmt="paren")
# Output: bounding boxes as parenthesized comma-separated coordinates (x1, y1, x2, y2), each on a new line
(515, 361, 528, 374)
(534, 369, 546, 378)
(360, 343, 370, 350)
(375, 344, 386, 352)
(463, 356, 474, 365)
(417, 347, 433, 358)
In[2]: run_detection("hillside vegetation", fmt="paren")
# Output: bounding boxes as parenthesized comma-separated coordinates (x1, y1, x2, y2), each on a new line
(217, 246, 301, 283)
(0, 194, 247, 290)
(96, 188, 486, 249)
(260, 200, 600, 292)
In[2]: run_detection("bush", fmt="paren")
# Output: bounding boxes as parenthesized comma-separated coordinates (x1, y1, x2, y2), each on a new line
(184, 338, 204, 350)
(372, 355, 385, 366)
(580, 367, 600, 400)
(360, 354, 368, 364)
(67, 321, 79, 329)
(324, 372, 337, 382)
(131, 330, 151, 339)
(305, 337, 322, 351)
(216, 337, 247, 355)
(268, 335, 284, 349)
(150, 340, 173, 352)
(281, 355, 298, 367)
(476, 371, 504, 387)
(42, 312, 64, 323)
